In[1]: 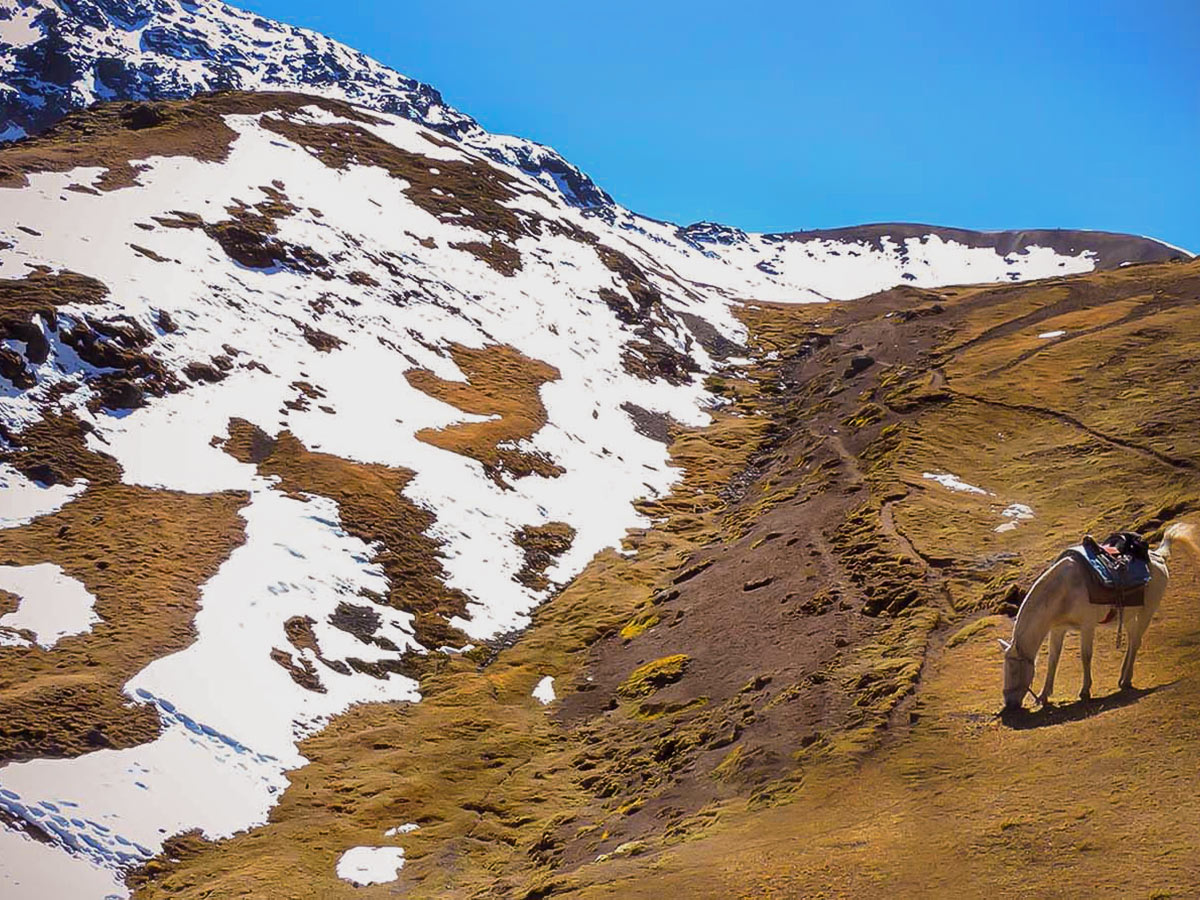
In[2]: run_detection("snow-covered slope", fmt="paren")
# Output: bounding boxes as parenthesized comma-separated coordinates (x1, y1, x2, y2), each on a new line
(0, 0, 1188, 292)
(0, 0, 611, 206)
(0, 91, 736, 898)
(602, 214, 1190, 303)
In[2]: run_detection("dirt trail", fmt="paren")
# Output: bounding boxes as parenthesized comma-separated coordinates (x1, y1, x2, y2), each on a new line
(127, 259, 1200, 899)
(568, 555, 1200, 898)
(948, 389, 1198, 474)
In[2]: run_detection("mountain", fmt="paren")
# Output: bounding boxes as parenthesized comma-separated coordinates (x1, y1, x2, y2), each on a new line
(0, 0, 1188, 290)
(0, 3, 1198, 899)
(0, 0, 611, 206)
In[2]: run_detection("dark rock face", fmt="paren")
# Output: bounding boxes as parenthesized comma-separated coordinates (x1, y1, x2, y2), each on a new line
(843, 354, 875, 378)
(140, 25, 215, 59)
(0, 0, 610, 207)
(676, 221, 751, 248)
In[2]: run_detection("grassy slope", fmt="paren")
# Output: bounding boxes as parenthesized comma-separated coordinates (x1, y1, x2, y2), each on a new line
(574, 258, 1200, 899)
(132, 258, 1200, 898)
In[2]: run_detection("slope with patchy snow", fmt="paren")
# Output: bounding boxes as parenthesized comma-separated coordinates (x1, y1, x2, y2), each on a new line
(0, 0, 611, 206)
(0, 83, 1187, 900)
(0, 93, 738, 897)
(1, 0, 1187, 298)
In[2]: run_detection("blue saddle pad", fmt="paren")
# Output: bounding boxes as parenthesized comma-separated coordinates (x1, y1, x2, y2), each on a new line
(1062, 542, 1151, 591)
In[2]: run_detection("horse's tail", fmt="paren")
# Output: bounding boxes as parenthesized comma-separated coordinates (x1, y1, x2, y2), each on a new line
(1158, 522, 1200, 564)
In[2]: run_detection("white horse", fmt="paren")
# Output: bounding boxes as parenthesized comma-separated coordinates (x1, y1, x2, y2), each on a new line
(1001, 523, 1200, 711)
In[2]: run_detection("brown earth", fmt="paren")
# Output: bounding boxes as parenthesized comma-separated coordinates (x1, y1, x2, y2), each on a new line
(0, 414, 247, 763)
(0, 92, 379, 191)
(405, 342, 565, 486)
(129, 256, 1200, 899)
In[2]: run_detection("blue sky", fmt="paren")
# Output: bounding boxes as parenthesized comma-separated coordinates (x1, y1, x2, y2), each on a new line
(240, 0, 1199, 250)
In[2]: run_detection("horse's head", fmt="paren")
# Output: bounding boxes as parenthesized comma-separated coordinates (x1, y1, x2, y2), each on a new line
(999, 639, 1035, 711)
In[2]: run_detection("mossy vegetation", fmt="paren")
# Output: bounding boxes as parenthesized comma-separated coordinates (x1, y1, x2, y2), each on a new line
(616, 655, 691, 700)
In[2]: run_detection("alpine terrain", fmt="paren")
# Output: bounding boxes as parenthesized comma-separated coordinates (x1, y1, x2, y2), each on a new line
(0, 2, 1197, 898)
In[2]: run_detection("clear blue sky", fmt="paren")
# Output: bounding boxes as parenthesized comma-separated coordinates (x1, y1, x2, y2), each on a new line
(239, 0, 1199, 250)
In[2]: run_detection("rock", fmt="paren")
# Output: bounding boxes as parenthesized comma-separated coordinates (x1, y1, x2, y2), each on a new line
(844, 354, 875, 377)
(613, 840, 647, 857)
(119, 102, 167, 130)
(95, 378, 145, 410)
(597, 840, 648, 862)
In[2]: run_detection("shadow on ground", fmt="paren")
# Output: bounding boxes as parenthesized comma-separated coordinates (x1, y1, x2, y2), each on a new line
(1000, 681, 1176, 730)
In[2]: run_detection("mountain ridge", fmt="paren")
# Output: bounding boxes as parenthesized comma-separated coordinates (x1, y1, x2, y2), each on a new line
(1, 0, 1190, 270)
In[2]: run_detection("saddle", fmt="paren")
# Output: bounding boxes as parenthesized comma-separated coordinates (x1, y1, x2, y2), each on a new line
(1059, 531, 1152, 607)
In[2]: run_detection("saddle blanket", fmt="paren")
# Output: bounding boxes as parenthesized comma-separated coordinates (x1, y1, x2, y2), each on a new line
(1058, 531, 1151, 607)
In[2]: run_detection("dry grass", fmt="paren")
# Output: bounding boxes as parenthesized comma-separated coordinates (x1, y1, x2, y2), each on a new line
(0, 92, 377, 191)
(406, 343, 564, 485)
(513, 522, 577, 591)
(0, 414, 246, 762)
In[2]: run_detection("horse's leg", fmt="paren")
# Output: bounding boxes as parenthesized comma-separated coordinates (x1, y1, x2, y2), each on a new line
(1039, 626, 1067, 704)
(1119, 610, 1147, 690)
(1079, 625, 1095, 701)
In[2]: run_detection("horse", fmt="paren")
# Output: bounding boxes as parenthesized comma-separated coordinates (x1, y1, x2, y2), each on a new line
(1001, 522, 1200, 711)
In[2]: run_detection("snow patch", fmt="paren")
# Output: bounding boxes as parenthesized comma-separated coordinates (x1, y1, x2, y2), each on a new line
(336, 846, 405, 886)
(994, 503, 1035, 533)
(532, 675, 556, 705)
(1038, 330, 1066, 339)
(0, 9, 42, 49)
(0, 465, 87, 529)
(0, 563, 101, 649)
(0, 823, 126, 900)
(922, 472, 991, 496)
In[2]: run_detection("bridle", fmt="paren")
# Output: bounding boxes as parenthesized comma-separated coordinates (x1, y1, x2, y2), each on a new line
(1000, 641, 1041, 706)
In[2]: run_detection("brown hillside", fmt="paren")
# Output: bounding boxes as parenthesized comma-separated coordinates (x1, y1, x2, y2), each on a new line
(127, 258, 1200, 898)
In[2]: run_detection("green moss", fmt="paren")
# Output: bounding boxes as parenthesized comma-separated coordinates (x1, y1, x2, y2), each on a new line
(620, 610, 661, 641)
(617, 654, 691, 699)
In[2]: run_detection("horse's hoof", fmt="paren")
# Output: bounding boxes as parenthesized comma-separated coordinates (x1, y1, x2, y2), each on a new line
(1079, 690, 1091, 702)
(1037, 694, 1053, 707)
(1118, 680, 1133, 692)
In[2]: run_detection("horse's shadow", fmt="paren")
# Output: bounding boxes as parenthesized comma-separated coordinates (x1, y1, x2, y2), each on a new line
(999, 681, 1176, 730)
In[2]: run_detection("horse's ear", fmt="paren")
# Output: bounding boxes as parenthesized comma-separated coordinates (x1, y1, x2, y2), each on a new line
(997, 638, 1012, 652)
